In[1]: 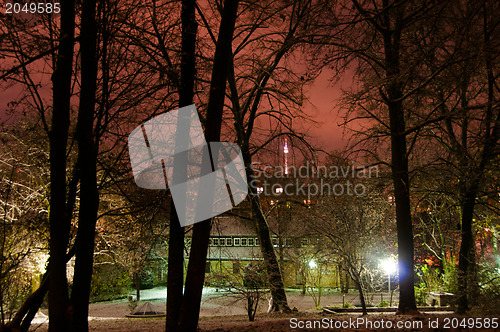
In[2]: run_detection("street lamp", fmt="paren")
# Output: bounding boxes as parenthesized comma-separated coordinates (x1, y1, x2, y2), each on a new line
(309, 260, 317, 269)
(380, 258, 397, 306)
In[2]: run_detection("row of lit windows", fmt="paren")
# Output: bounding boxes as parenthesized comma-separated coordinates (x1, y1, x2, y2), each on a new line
(207, 237, 319, 247)
(186, 236, 320, 248)
(209, 237, 260, 247)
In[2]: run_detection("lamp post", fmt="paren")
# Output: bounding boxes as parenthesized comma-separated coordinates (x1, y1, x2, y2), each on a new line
(380, 258, 397, 306)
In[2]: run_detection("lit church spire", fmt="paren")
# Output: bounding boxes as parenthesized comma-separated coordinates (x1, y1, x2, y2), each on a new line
(284, 138, 289, 175)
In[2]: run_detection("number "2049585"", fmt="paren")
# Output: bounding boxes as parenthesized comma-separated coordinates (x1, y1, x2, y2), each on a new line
(5, 2, 61, 14)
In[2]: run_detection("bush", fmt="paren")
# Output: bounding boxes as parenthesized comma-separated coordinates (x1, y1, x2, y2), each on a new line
(471, 263, 500, 314)
(415, 283, 428, 306)
(0, 271, 32, 320)
(378, 300, 389, 307)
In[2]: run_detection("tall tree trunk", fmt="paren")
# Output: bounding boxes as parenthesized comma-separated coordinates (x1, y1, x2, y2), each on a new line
(166, 209, 184, 332)
(166, 0, 197, 331)
(456, 2, 499, 313)
(177, 1, 239, 330)
(389, 111, 417, 314)
(382, 13, 417, 314)
(456, 190, 477, 314)
(48, 0, 76, 330)
(70, 0, 99, 330)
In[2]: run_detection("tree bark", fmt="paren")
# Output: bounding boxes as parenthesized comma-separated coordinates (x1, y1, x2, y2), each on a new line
(177, 1, 239, 330)
(48, 0, 76, 330)
(70, 0, 99, 330)
(381, 7, 417, 314)
(456, 190, 477, 314)
(166, 1, 197, 331)
(165, 208, 184, 332)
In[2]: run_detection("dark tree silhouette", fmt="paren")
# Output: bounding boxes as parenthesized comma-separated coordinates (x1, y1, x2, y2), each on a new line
(166, 0, 197, 331)
(421, 0, 500, 313)
(307, 0, 467, 313)
(177, 1, 239, 330)
(222, 0, 315, 311)
(47, 0, 76, 330)
(70, 0, 99, 329)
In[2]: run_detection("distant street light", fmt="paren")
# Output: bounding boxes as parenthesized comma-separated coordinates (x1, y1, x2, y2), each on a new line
(380, 258, 397, 306)
(309, 260, 317, 269)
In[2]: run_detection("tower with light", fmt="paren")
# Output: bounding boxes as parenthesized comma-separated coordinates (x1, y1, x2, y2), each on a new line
(284, 138, 289, 175)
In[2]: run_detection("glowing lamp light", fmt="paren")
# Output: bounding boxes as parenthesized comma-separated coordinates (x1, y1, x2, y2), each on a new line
(380, 258, 397, 275)
(309, 260, 317, 269)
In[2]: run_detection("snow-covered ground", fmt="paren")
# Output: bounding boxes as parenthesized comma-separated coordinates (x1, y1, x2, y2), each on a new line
(32, 288, 394, 327)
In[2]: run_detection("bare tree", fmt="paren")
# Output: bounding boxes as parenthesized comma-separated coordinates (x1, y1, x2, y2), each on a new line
(417, 0, 500, 313)
(220, 0, 316, 312)
(0, 130, 48, 325)
(309, 173, 394, 315)
(308, 0, 472, 313)
(70, 0, 100, 329)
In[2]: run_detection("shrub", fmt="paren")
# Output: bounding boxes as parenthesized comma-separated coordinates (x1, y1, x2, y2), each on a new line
(91, 262, 130, 301)
(378, 300, 389, 307)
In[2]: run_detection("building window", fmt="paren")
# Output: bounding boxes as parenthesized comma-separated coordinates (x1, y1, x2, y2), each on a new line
(272, 237, 279, 246)
(208, 238, 213, 246)
(248, 238, 254, 246)
(226, 238, 233, 246)
(257, 187, 264, 194)
(255, 238, 259, 246)
(241, 238, 248, 246)
(233, 261, 240, 274)
(213, 238, 220, 246)
(275, 187, 283, 194)
(205, 262, 211, 273)
(234, 238, 240, 246)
